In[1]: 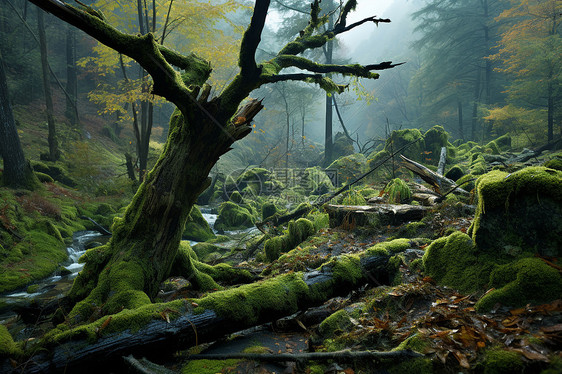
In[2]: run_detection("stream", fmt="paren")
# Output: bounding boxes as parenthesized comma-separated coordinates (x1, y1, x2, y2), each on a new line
(0, 231, 110, 322)
(0, 207, 252, 322)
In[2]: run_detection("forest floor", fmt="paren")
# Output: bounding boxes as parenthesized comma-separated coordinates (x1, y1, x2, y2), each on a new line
(166, 202, 562, 374)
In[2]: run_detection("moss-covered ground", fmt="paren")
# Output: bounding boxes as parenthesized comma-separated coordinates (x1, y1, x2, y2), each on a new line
(1, 120, 561, 374)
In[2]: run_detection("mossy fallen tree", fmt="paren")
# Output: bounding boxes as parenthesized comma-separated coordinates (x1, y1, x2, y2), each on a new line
(8, 252, 391, 374)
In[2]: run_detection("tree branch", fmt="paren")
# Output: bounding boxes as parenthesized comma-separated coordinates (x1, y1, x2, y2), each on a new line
(262, 74, 347, 94)
(333, 15, 391, 35)
(239, 0, 270, 76)
(275, 55, 403, 77)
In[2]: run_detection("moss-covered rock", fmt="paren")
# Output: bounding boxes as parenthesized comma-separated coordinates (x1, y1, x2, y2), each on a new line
(191, 242, 229, 263)
(328, 153, 368, 187)
(214, 201, 256, 232)
(303, 166, 334, 195)
(332, 132, 355, 159)
(183, 205, 215, 241)
(422, 232, 495, 293)
(264, 218, 316, 261)
(384, 128, 425, 163)
(235, 167, 284, 196)
(318, 309, 353, 338)
(445, 165, 464, 181)
(481, 349, 523, 374)
(423, 125, 450, 165)
(475, 258, 562, 311)
(366, 238, 412, 257)
(544, 157, 562, 171)
(261, 201, 278, 221)
(469, 167, 562, 257)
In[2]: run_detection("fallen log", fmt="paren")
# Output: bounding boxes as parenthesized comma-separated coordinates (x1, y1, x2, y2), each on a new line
(6, 253, 391, 374)
(325, 204, 430, 228)
(400, 155, 468, 195)
(186, 348, 422, 364)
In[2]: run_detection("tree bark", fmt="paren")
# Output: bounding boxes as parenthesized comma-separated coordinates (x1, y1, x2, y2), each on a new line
(65, 24, 78, 126)
(0, 49, 39, 189)
(37, 8, 59, 161)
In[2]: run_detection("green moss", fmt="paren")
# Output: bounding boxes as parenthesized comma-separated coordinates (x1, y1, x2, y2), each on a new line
(261, 201, 277, 221)
(389, 358, 433, 374)
(45, 299, 185, 345)
(318, 309, 352, 338)
(214, 201, 256, 231)
(482, 349, 523, 374)
(494, 134, 512, 151)
(484, 140, 501, 155)
(422, 231, 494, 293)
(423, 125, 449, 165)
(468, 153, 487, 175)
(383, 178, 412, 203)
(476, 258, 562, 311)
(303, 166, 334, 194)
(35, 171, 54, 183)
(456, 173, 477, 192)
(384, 128, 425, 163)
(194, 272, 309, 325)
(445, 165, 464, 181)
(264, 218, 316, 261)
(0, 324, 23, 358)
(306, 211, 329, 231)
(327, 153, 368, 187)
(320, 254, 364, 287)
(366, 238, 411, 257)
(184, 205, 215, 241)
(182, 359, 240, 374)
(339, 188, 367, 205)
(0, 230, 68, 293)
(544, 157, 562, 171)
(469, 167, 562, 257)
(392, 333, 429, 353)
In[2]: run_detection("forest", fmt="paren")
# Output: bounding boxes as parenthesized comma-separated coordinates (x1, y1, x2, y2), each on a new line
(0, 0, 561, 373)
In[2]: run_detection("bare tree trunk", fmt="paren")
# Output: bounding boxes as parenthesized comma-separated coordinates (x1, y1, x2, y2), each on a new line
(471, 66, 481, 141)
(65, 24, 79, 126)
(37, 8, 59, 161)
(0, 50, 39, 189)
(323, 10, 334, 166)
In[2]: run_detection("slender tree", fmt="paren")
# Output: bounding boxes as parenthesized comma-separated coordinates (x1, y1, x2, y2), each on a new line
(37, 8, 60, 160)
(27, 0, 398, 322)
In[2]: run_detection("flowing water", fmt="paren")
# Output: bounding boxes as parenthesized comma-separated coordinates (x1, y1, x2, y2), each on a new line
(0, 208, 256, 322)
(0, 231, 109, 322)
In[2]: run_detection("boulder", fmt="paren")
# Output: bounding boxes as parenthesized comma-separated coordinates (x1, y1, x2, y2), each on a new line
(468, 167, 562, 257)
(183, 205, 215, 242)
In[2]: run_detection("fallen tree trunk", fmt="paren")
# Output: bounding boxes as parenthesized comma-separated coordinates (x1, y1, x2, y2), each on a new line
(325, 204, 431, 228)
(400, 155, 468, 195)
(7, 253, 390, 374)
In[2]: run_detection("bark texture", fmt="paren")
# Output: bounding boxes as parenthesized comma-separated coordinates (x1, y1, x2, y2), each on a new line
(0, 50, 38, 189)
